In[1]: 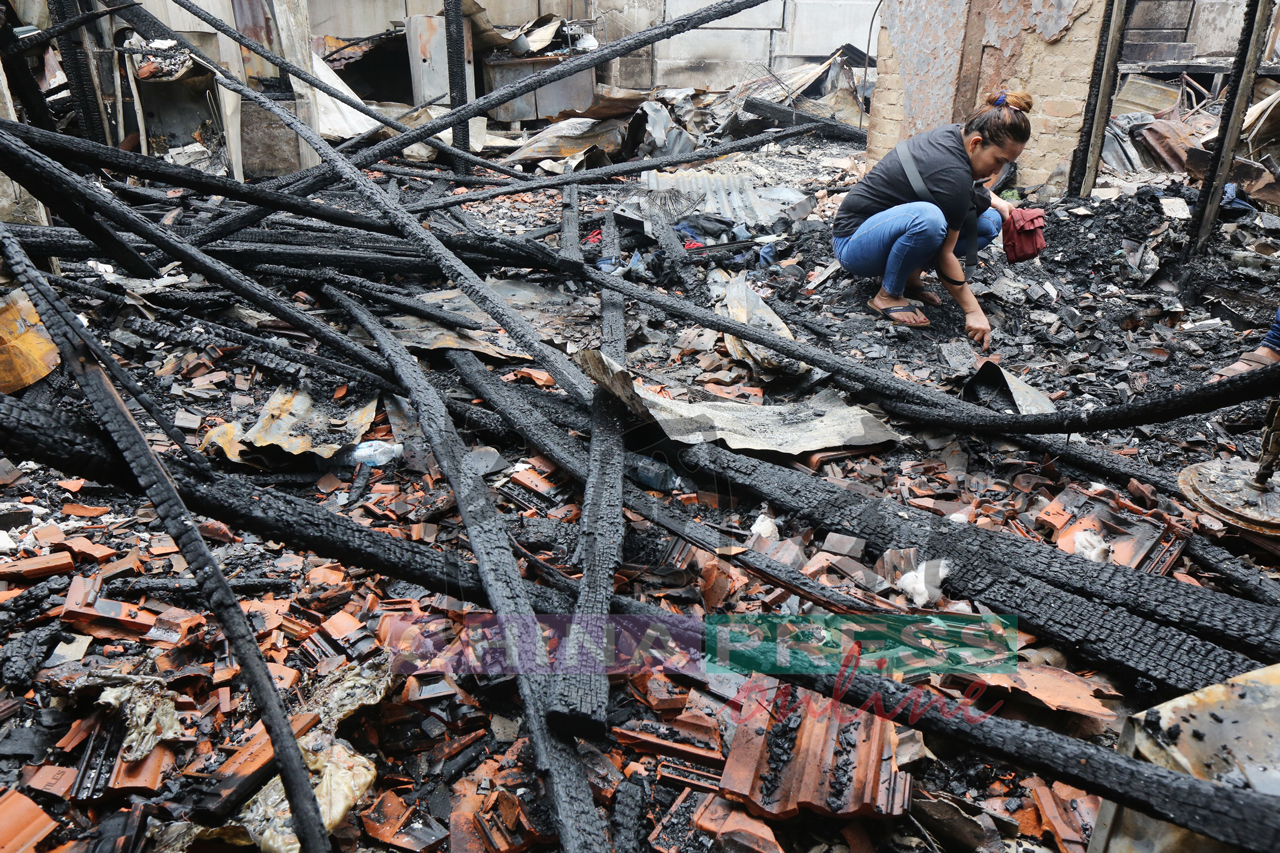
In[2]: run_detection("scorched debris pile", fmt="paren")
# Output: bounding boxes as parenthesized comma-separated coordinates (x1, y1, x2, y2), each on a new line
(0, 2, 1278, 853)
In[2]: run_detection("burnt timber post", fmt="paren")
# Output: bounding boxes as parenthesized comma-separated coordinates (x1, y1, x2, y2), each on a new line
(1187, 0, 1278, 255)
(443, 0, 470, 161)
(1069, 0, 1131, 197)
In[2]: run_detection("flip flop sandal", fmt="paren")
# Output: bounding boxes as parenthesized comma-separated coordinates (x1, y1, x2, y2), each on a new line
(1209, 350, 1279, 382)
(867, 299, 931, 328)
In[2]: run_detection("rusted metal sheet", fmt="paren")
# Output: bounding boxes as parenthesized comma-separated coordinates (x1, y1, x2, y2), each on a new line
(719, 676, 911, 820)
(310, 34, 381, 68)
(1135, 119, 1204, 172)
(230, 0, 282, 86)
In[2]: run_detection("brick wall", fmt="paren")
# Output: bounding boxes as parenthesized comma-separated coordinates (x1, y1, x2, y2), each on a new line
(864, 27, 902, 161)
(867, 0, 1105, 187)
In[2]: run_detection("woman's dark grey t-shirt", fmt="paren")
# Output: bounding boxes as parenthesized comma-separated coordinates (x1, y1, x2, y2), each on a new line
(832, 124, 992, 238)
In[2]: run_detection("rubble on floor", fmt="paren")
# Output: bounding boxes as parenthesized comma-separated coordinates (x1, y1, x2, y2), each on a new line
(0, 3, 1279, 853)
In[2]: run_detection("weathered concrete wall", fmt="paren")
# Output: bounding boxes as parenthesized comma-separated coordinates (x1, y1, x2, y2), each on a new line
(867, 0, 1105, 187)
(653, 0, 780, 88)
(310, 0, 880, 92)
(595, 0, 663, 88)
(873, 0, 967, 149)
(655, 0, 881, 90)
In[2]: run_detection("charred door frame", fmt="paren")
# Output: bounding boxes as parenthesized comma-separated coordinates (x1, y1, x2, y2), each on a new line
(1069, 0, 1130, 197)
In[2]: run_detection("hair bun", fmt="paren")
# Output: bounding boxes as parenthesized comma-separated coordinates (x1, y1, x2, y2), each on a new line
(986, 89, 1033, 111)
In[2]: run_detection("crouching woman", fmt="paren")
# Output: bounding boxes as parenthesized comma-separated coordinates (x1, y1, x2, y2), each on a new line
(831, 90, 1033, 349)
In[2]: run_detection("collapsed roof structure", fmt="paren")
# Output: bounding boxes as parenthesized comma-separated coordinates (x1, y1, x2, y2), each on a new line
(0, 1, 1279, 852)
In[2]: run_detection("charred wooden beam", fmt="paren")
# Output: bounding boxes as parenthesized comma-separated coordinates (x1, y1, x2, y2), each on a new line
(743, 96, 868, 143)
(0, 224, 329, 852)
(106, 576, 294, 601)
(100, 0, 781, 249)
(379, 161, 515, 186)
(253, 264, 484, 330)
(648, 204, 700, 291)
(1, 227, 459, 275)
(48, 0, 106, 145)
(0, 131, 387, 375)
(447, 352, 887, 615)
(610, 778, 646, 853)
(405, 124, 822, 215)
(0, 11, 53, 130)
(442, 0, 470, 159)
(325, 287, 610, 853)
(542, 274, 625, 739)
(679, 443, 1280, 673)
(558, 185, 584, 264)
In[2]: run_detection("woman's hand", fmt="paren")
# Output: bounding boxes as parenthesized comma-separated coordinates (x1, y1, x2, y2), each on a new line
(965, 308, 992, 351)
(990, 194, 1016, 226)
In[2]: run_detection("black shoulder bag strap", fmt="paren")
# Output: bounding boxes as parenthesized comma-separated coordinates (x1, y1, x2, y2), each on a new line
(894, 140, 978, 281)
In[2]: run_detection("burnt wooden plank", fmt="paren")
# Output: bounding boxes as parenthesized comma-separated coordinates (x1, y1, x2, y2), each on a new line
(542, 282, 627, 738)
(680, 443, 1279, 678)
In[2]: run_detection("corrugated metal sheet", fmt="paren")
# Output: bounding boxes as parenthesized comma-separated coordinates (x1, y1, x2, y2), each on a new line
(640, 169, 812, 225)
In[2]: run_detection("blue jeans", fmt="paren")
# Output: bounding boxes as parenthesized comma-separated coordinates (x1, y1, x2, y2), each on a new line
(832, 203, 1002, 297)
(1265, 304, 1280, 354)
